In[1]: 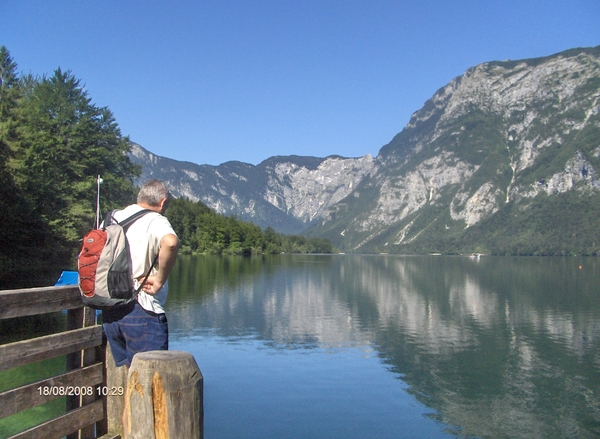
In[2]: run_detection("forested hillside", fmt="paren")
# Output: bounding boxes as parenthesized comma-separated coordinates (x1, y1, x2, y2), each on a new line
(0, 46, 140, 287)
(3, 44, 597, 286)
(131, 47, 600, 256)
(308, 46, 600, 255)
(0, 47, 332, 288)
(166, 198, 333, 255)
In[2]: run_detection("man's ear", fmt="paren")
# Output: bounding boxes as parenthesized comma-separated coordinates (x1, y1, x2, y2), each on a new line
(159, 197, 169, 214)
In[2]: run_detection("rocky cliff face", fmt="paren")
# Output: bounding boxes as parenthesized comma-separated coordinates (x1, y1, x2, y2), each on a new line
(311, 46, 600, 253)
(130, 145, 375, 234)
(131, 46, 600, 254)
(261, 155, 375, 223)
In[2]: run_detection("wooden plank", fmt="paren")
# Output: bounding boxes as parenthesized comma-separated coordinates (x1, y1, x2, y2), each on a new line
(66, 307, 99, 439)
(95, 344, 111, 438)
(66, 307, 85, 432)
(0, 286, 83, 319)
(0, 326, 103, 372)
(105, 346, 127, 437)
(81, 307, 101, 439)
(0, 363, 103, 419)
(7, 399, 104, 439)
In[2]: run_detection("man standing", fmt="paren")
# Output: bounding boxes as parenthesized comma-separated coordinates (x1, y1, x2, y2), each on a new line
(102, 180, 179, 367)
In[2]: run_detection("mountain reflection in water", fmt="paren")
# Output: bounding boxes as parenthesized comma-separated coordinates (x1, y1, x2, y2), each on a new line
(167, 255, 600, 439)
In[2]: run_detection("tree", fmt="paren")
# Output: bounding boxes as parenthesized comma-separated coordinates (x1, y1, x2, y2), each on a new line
(16, 69, 139, 243)
(0, 46, 20, 180)
(0, 52, 141, 286)
(0, 46, 47, 286)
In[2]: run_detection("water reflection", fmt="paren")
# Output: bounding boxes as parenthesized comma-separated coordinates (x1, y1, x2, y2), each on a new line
(168, 255, 600, 438)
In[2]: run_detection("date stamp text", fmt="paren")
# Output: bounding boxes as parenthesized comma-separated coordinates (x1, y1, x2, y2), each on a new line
(37, 386, 124, 397)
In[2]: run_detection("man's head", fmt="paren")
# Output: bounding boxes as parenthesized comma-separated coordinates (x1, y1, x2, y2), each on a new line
(137, 180, 171, 214)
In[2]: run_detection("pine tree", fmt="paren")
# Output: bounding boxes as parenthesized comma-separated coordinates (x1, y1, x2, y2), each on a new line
(16, 69, 140, 245)
(0, 45, 20, 173)
(1, 50, 141, 286)
(0, 46, 44, 286)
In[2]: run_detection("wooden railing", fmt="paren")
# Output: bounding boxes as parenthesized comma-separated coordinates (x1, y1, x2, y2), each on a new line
(0, 285, 116, 439)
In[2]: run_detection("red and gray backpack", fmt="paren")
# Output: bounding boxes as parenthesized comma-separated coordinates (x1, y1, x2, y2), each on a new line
(78, 209, 156, 310)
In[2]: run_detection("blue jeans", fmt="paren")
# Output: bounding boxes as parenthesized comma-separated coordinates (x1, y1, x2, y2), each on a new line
(103, 302, 168, 367)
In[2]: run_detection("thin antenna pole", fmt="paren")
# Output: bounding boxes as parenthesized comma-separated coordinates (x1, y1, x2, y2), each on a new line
(96, 175, 103, 228)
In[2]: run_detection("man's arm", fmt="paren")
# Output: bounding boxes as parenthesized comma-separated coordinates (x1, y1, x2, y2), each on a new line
(141, 233, 179, 294)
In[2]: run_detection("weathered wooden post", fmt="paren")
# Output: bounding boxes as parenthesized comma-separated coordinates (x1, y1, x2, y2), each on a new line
(123, 350, 203, 439)
(105, 346, 128, 436)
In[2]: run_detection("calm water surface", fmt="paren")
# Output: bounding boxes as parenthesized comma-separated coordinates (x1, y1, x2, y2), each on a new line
(167, 255, 600, 439)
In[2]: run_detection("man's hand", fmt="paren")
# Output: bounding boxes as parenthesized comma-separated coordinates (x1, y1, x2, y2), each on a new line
(140, 233, 179, 295)
(141, 275, 165, 294)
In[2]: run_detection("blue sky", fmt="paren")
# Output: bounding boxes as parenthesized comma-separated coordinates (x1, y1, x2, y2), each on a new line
(2, 1, 599, 166)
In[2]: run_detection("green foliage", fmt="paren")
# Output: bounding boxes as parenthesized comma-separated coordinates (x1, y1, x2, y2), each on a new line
(166, 198, 334, 255)
(314, 47, 600, 256)
(357, 188, 600, 257)
(0, 46, 333, 287)
(16, 69, 139, 238)
(0, 47, 139, 287)
(464, 191, 600, 256)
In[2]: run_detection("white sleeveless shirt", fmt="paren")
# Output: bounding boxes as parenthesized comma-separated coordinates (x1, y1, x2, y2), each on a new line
(111, 204, 177, 314)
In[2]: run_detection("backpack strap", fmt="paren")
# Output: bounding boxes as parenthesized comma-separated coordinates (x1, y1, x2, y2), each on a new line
(135, 252, 161, 295)
(104, 208, 153, 231)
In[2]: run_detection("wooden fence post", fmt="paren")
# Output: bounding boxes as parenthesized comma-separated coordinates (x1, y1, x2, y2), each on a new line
(124, 350, 203, 439)
(105, 345, 128, 436)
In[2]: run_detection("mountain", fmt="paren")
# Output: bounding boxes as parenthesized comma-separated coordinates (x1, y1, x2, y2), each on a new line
(130, 46, 600, 255)
(129, 145, 375, 234)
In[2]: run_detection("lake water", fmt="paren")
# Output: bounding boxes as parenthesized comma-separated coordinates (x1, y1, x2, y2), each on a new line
(166, 254, 600, 439)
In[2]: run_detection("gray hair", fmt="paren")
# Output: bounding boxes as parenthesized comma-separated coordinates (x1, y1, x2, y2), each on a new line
(137, 180, 171, 206)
